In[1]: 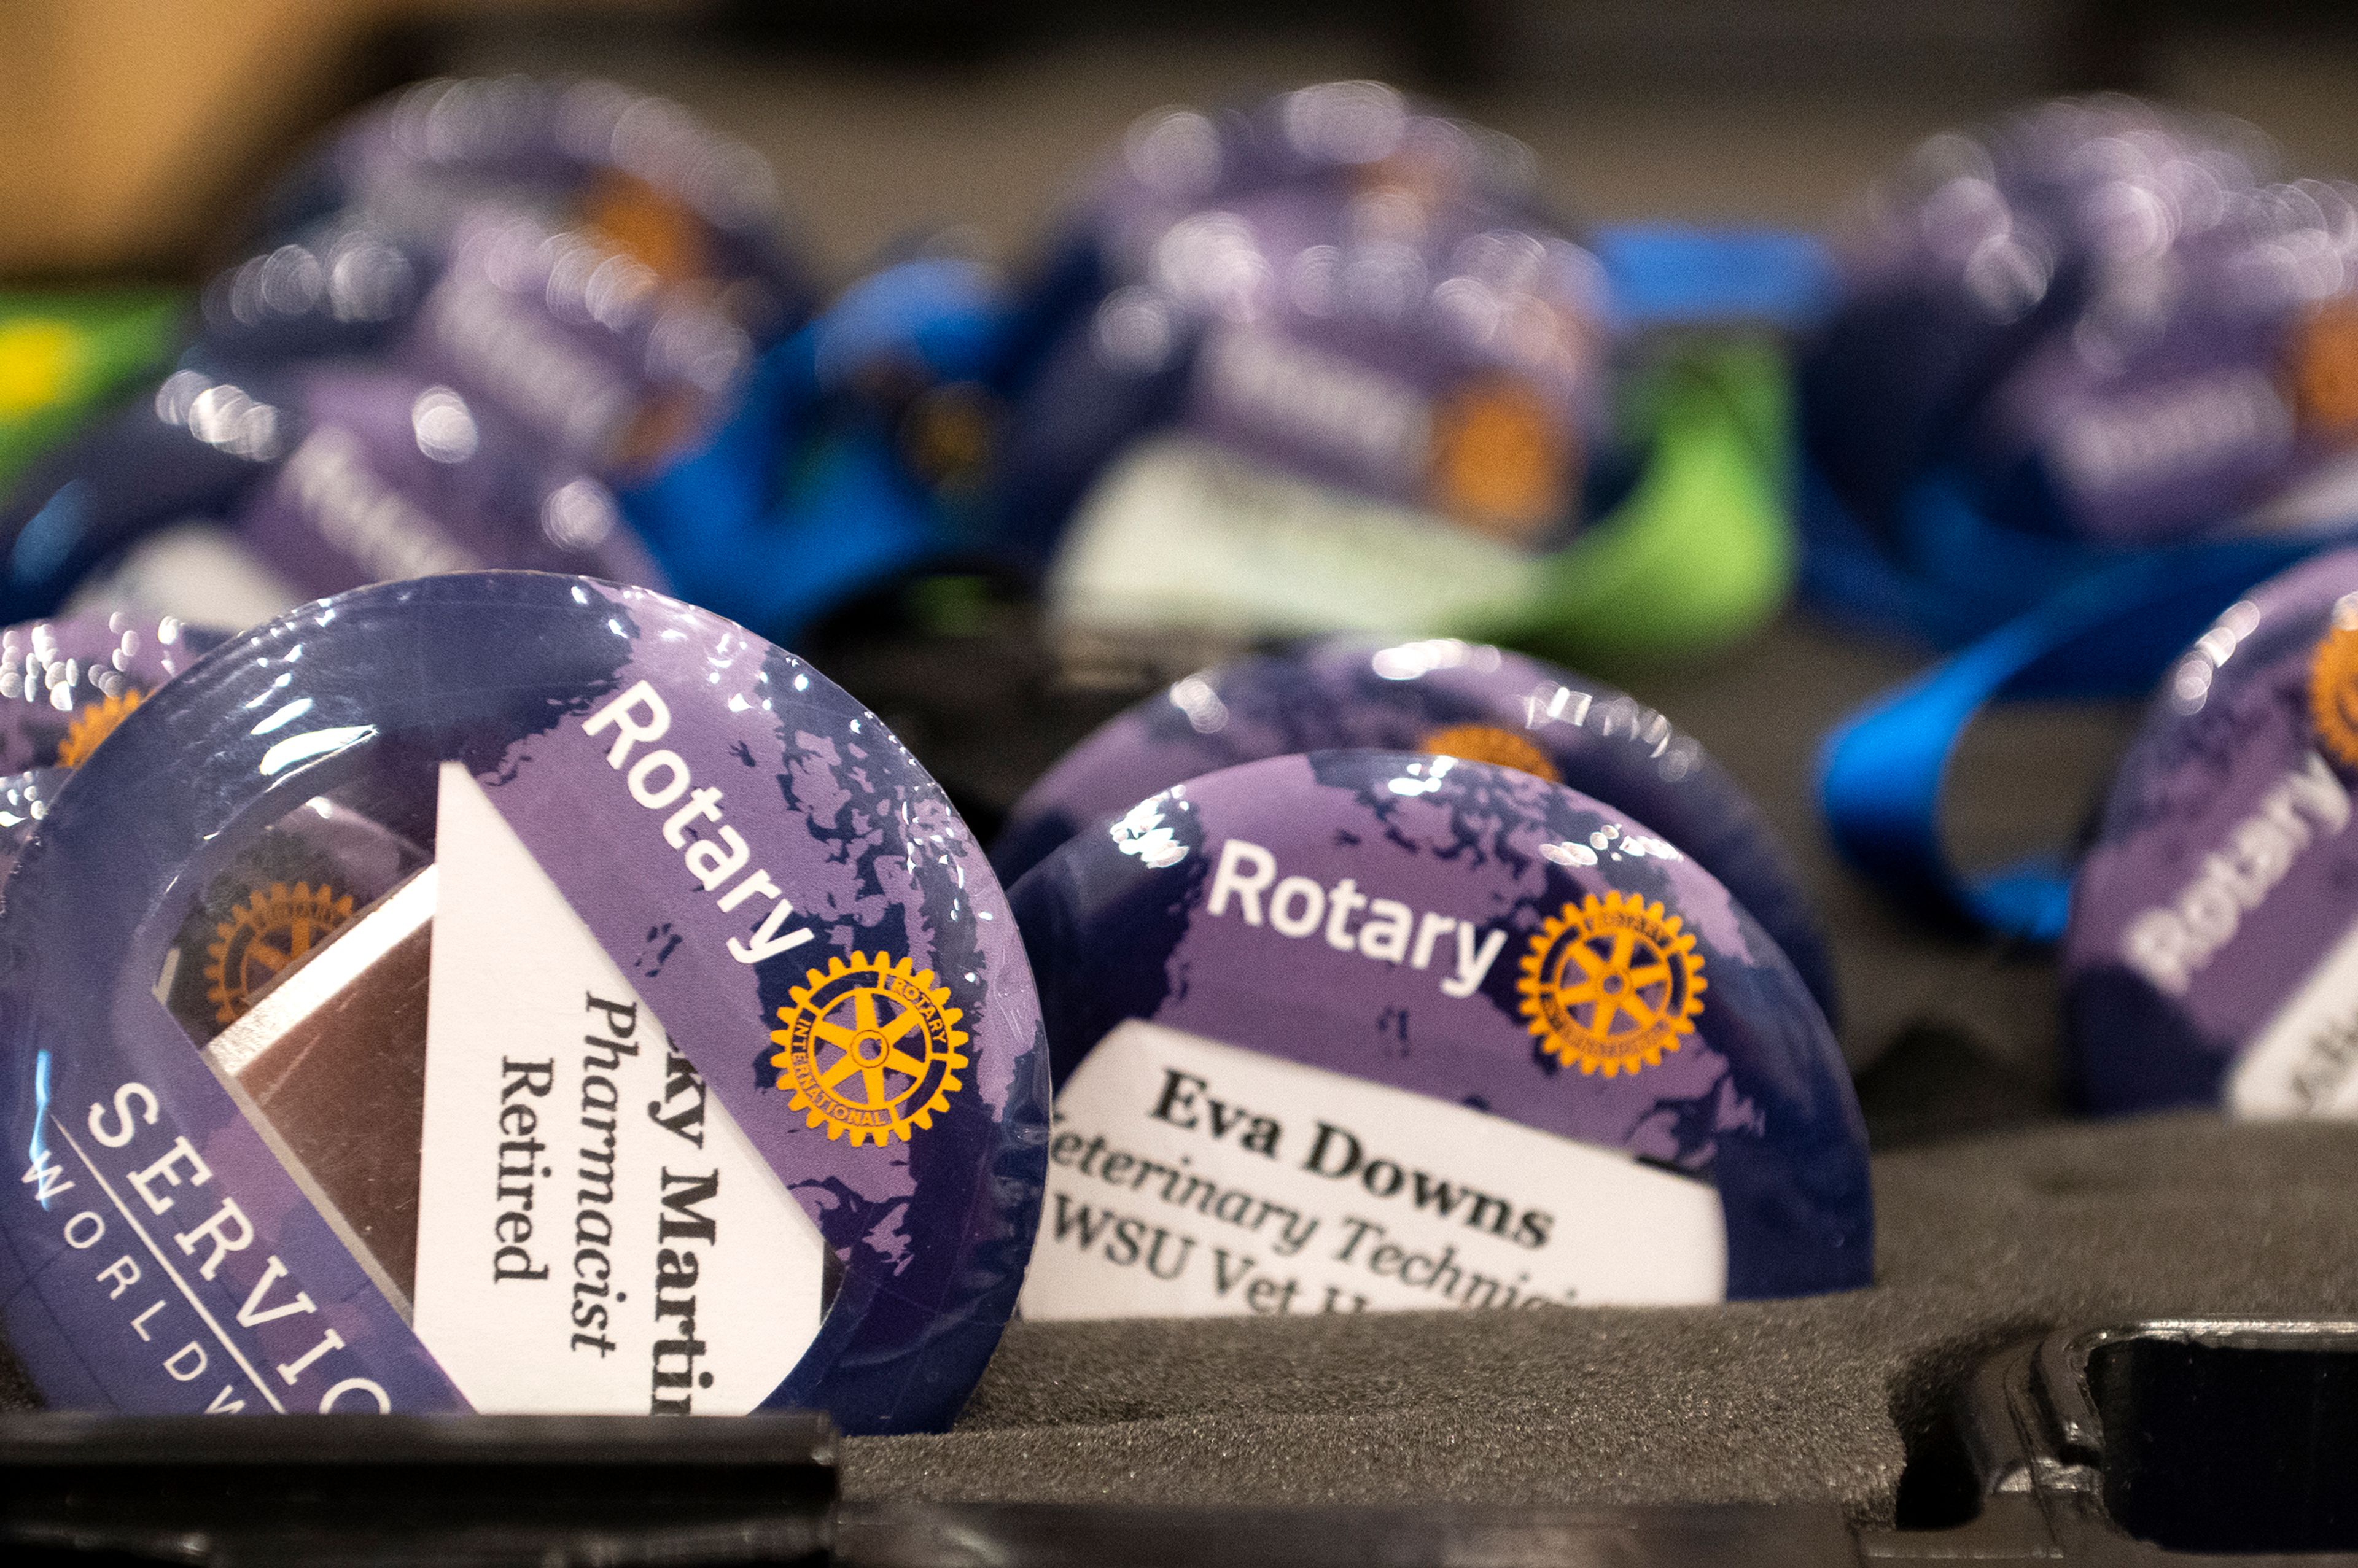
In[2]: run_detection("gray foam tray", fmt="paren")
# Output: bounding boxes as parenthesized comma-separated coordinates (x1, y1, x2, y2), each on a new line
(847, 1115, 2358, 1523)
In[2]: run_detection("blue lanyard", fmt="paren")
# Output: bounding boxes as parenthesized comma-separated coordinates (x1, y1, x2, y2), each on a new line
(1816, 535, 2332, 941)
(1589, 225, 1834, 333)
(621, 258, 1015, 646)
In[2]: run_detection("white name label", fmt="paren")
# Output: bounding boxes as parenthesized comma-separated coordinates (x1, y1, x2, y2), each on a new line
(413, 764, 826, 1413)
(2228, 910, 2358, 1119)
(1048, 438, 1536, 641)
(67, 523, 306, 634)
(1016, 1020, 1726, 1320)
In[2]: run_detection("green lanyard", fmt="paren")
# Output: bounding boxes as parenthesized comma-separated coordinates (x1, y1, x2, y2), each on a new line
(0, 290, 184, 492)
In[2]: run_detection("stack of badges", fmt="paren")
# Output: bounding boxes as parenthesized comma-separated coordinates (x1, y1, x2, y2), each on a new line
(1004, 80, 1613, 636)
(0, 573, 1046, 1430)
(628, 79, 1618, 665)
(1, 76, 808, 634)
(1803, 96, 2358, 644)
(995, 634, 1839, 1023)
(0, 613, 219, 876)
(224, 75, 806, 484)
(982, 82, 1797, 667)
(1010, 750, 1869, 1318)
(2067, 547, 2358, 1116)
(1011, 80, 1608, 559)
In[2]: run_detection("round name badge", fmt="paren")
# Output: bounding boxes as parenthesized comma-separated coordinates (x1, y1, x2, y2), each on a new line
(995, 82, 1616, 615)
(1967, 177, 2358, 547)
(0, 572, 1047, 1431)
(1805, 96, 2274, 529)
(2068, 547, 2358, 1116)
(994, 635, 1839, 1024)
(1010, 749, 1870, 1319)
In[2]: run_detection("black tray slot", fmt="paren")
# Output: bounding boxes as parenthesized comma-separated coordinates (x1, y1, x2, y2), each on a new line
(2087, 1335, 2358, 1554)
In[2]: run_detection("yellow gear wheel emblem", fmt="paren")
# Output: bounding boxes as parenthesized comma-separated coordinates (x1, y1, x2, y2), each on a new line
(1418, 721, 1562, 784)
(2311, 617, 2358, 770)
(1428, 373, 1572, 544)
(769, 952, 968, 1146)
(205, 881, 357, 1023)
(2294, 297, 2358, 435)
(1517, 891, 1706, 1077)
(56, 688, 142, 768)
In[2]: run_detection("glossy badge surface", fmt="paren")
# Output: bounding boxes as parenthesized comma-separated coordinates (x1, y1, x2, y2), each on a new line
(0, 612, 219, 885)
(994, 635, 1839, 1023)
(0, 573, 1047, 1431)
(0, 769, 62, 880)
(2069, 548, 2358, 1116)
(0, 613, 220, 774)
(1010, 750, 1870, 1319)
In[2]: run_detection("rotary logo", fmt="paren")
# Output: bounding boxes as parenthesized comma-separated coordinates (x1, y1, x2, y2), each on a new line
(769, 952, 968, 1146)
(206, 880, 358, 1023)
(2310, 615, 2358, 770)
(1417, 721, 1562, 783)
(1517, 890, 1705, 1077)
(2294, 298, 2358, 435)
(1428, 373, 1571, 545)
(56, 689, 142, 767)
